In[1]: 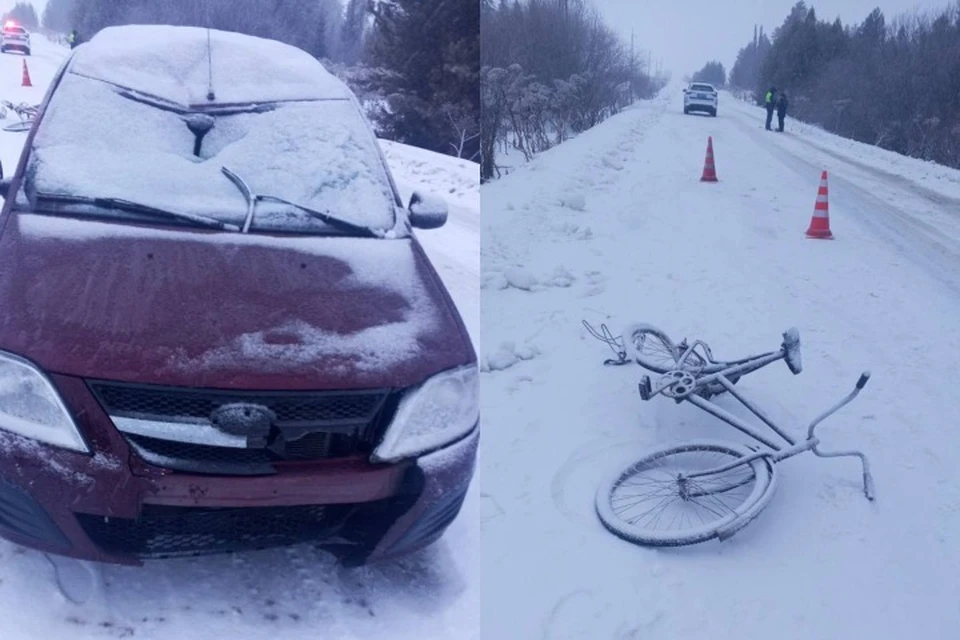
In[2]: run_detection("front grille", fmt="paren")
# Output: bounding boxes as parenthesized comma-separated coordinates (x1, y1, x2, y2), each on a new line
(87, 381, 397, 475)
(124, 434, 277, 476)
(91, 382, 384, 424)
(76, 503, 353, 559)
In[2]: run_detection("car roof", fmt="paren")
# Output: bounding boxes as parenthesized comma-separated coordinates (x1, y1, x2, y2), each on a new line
(69, 24, 354, 106)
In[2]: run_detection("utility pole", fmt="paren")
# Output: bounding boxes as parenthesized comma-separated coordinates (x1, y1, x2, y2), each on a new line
(630, 28, 635, 101)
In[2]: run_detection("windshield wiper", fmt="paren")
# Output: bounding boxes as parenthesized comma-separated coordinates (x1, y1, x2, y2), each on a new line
(34, 193, 235, 231)
(220, 166, 378, 238)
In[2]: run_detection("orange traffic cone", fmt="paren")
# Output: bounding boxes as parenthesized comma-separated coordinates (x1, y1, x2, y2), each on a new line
(805, 171, 834, 239)
(21, 59, 31, 87)
(700, 136, 718, 182)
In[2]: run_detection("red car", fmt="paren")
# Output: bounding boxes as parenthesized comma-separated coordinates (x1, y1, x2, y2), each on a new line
(0, 25, 478, 566)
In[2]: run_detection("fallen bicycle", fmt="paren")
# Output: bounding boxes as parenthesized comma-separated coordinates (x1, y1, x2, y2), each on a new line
(1, 99, 39, 132)
(584, 320, 874, 547)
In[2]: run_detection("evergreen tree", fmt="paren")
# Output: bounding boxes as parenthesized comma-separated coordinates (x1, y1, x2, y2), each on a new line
(692, 61, 726, 86)
(4, 2, 40, 29)
(366, 0, 480, 159)
(43, 0, 76, 32)
(728, 2, 960, 168)
(338, 0, 367, 65)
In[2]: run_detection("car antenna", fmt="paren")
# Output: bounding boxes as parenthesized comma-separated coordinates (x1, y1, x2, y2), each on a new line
(205, 27, 216, 102)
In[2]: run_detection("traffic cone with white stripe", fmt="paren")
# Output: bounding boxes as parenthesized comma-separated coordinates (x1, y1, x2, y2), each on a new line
(21, 59, 32, 87)
(805, 170, 834, 239)
(700, 136, 718, 182)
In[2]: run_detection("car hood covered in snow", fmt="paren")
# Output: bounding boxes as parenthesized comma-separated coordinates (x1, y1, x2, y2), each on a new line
(0, 214, 474, 389)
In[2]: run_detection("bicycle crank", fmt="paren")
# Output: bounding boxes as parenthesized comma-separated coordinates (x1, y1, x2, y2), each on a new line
(658, 370, 697, 400)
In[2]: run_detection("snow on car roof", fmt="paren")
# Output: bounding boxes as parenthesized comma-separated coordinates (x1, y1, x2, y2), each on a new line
(70, 24, 353, 105)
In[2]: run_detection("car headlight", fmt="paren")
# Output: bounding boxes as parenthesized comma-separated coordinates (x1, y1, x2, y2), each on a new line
(0, 351, 88, 452)
(371, 364, 479, 463)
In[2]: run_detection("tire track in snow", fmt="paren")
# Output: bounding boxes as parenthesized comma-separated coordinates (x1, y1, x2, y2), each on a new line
(723, 96, 960, 210)
(728, 113, 960, 297)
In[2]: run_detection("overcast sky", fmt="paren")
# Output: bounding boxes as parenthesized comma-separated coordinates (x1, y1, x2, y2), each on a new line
(591, 0, 956, 78)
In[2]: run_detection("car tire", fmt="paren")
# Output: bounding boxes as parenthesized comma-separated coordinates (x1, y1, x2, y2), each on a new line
(711, 109, 717, 117)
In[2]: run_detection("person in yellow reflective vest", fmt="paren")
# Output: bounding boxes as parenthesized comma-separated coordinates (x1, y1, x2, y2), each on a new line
(764, 86, 777, 130)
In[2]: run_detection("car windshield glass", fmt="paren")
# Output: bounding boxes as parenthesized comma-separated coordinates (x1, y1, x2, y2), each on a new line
(25, 73, 397, 236)
(691, 84, 714, 92)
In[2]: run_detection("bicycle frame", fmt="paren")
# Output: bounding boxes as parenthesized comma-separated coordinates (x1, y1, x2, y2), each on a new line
(677, 339, 779, 371)
(640, 350, 795, 451)
(643, 354, 875, 500)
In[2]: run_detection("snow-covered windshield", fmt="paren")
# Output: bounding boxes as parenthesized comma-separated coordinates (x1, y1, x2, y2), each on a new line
(24, 26, 398, 235)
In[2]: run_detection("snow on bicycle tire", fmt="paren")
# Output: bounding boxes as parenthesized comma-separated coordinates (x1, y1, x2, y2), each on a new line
(624, 323, 701, 373)
(3, 120, 32, 132)
(595, 440, 777, 547)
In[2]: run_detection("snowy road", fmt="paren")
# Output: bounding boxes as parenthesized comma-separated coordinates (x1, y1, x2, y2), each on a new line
(481, 81, 960, 639)
(0, 37, 479, 640)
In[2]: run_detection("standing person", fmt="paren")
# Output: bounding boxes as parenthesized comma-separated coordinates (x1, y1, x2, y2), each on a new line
(67, 29, 79, 49)
(764, 86, 777, 130)
(776, 91, 789, 132)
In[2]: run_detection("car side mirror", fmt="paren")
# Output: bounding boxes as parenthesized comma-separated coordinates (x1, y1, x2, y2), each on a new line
(408, 191, 447, 229)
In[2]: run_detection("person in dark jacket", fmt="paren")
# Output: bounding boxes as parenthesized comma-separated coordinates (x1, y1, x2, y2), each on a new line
(776, 91, 789, 132)
(67, 30, 79, 48)
(764, 86, 777, 130)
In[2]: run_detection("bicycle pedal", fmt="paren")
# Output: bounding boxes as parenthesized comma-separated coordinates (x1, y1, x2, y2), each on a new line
(638, 376, 652, 400)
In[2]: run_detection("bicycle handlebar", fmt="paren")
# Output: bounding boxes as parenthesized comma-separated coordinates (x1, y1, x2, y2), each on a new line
(807, 370, 872, 440)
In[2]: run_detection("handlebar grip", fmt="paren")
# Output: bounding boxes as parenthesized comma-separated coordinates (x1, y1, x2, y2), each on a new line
(856, 371, 871, 389)
(863, 470, 875, 501)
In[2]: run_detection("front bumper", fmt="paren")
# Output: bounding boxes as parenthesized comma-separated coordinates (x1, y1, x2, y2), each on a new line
(0, 373, 478, 566)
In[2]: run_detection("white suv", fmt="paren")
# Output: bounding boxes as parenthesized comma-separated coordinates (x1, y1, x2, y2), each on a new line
(0, 21, 31, 55)
(683, 82, 717, 117)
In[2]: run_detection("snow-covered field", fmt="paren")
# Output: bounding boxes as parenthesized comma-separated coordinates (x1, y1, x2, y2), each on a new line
(481, 79, 960, 639)
(0, 37, 478, 640)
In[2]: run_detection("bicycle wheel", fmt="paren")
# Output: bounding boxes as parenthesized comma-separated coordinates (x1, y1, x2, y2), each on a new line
(596, 440, 776, 547)
(623, 324, 682, 373)
(2, 121, 30, 132)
